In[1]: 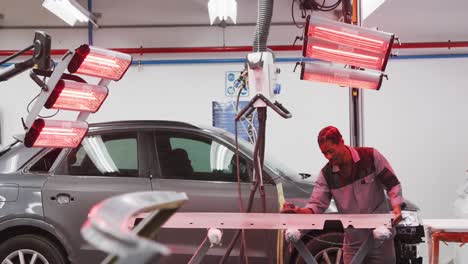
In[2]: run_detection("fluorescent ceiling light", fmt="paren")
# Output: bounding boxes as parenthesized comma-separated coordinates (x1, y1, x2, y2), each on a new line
(362, 0, 386, 21)
(42, 0, 94, 26)
(210, 142, 233, 171)
(208, 0, 237, 25)
(82, 136, 119, 174)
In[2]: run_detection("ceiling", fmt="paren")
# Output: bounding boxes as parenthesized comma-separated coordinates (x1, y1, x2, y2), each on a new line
(1, 0, 302, 26)
(363, 0, 468, 42)
(0, 0, 467, 51)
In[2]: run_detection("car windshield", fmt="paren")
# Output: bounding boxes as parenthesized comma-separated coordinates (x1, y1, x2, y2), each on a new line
(215, 129, 302, 181)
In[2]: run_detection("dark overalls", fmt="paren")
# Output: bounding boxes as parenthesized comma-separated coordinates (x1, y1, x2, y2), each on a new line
(306, 147, 404, 264)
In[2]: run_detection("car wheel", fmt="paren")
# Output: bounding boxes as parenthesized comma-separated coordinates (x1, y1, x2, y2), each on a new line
(0, 234, 67, 264)
(294, 232, 344, 264)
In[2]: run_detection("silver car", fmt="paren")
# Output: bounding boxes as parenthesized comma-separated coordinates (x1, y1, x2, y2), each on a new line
(0, 120, 424, 264)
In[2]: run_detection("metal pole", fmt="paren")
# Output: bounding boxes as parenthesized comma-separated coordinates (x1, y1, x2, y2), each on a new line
(88, 0, 93, 45)
(343, 0, 364, 147)
(349, 88, 364, 147)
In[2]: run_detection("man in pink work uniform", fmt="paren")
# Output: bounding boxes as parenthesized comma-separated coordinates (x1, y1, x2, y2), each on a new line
(283, 126, 404, 264)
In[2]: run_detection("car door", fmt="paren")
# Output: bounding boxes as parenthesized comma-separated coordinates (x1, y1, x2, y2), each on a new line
(151, 130, 279, 264)
(42, 130, 153, 264)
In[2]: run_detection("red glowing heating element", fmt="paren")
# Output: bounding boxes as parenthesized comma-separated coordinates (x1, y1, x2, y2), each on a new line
(300, 62, 384, 90)
(308, 26, 388, 54)
(306, 43, 384, 71)
(303, 16, 394, 71)
(24, 119, 88, 148)
(68, 45, 132, 81)
(45, 80, 108, 113)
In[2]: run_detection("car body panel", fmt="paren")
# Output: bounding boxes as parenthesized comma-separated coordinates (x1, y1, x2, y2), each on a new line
(0, 173, 47, 222)
(42, 175, 152, 263)
(0, 142, 41, 173)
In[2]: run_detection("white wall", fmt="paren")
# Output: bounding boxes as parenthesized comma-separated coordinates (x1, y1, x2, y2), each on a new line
(365, 57, 468, 218)
(365, 57, 468, 264)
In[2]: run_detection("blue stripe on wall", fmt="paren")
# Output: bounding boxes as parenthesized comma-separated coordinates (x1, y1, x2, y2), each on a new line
(2, 54, 468, 68)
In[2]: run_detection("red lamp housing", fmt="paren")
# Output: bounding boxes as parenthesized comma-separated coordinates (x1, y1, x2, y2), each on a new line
(45, 80, 109, 113)
(300, 62, 384, 90)
(68, 45, 132, 81)
(303, 15, 394, 71)
(24, 119, 88, 148)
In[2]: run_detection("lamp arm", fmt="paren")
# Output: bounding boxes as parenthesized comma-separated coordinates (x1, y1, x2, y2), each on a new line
(0, 44, 35, 65)
(0, 31, 51, 83)
(0, 58, 35, 82)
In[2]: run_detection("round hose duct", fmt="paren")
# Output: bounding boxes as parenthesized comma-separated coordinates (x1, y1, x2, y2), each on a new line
(253, 0, 274, 52)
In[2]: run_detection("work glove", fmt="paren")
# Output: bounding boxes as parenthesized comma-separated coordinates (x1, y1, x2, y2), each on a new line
(280, 202, 313, 214)
(373, 226, 393, 241)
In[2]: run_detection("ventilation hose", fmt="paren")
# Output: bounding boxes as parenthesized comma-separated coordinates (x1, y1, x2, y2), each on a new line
(252, 0, 274, 52)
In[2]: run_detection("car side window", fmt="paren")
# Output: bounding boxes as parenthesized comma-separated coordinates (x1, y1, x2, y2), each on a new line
(29, 148, 63, 173)
(155, 132, 249, 182)
(66, 132, 139, 177)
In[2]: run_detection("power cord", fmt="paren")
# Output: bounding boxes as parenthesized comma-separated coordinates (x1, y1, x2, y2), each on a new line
(312, 0, 342, 11)
(291, 0, 305, 29)
(25, 58, 59, 118)
(302, 232, 365, 248)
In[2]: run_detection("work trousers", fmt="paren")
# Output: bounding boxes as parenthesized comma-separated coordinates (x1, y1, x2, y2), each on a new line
(343, 228, 396, 264)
